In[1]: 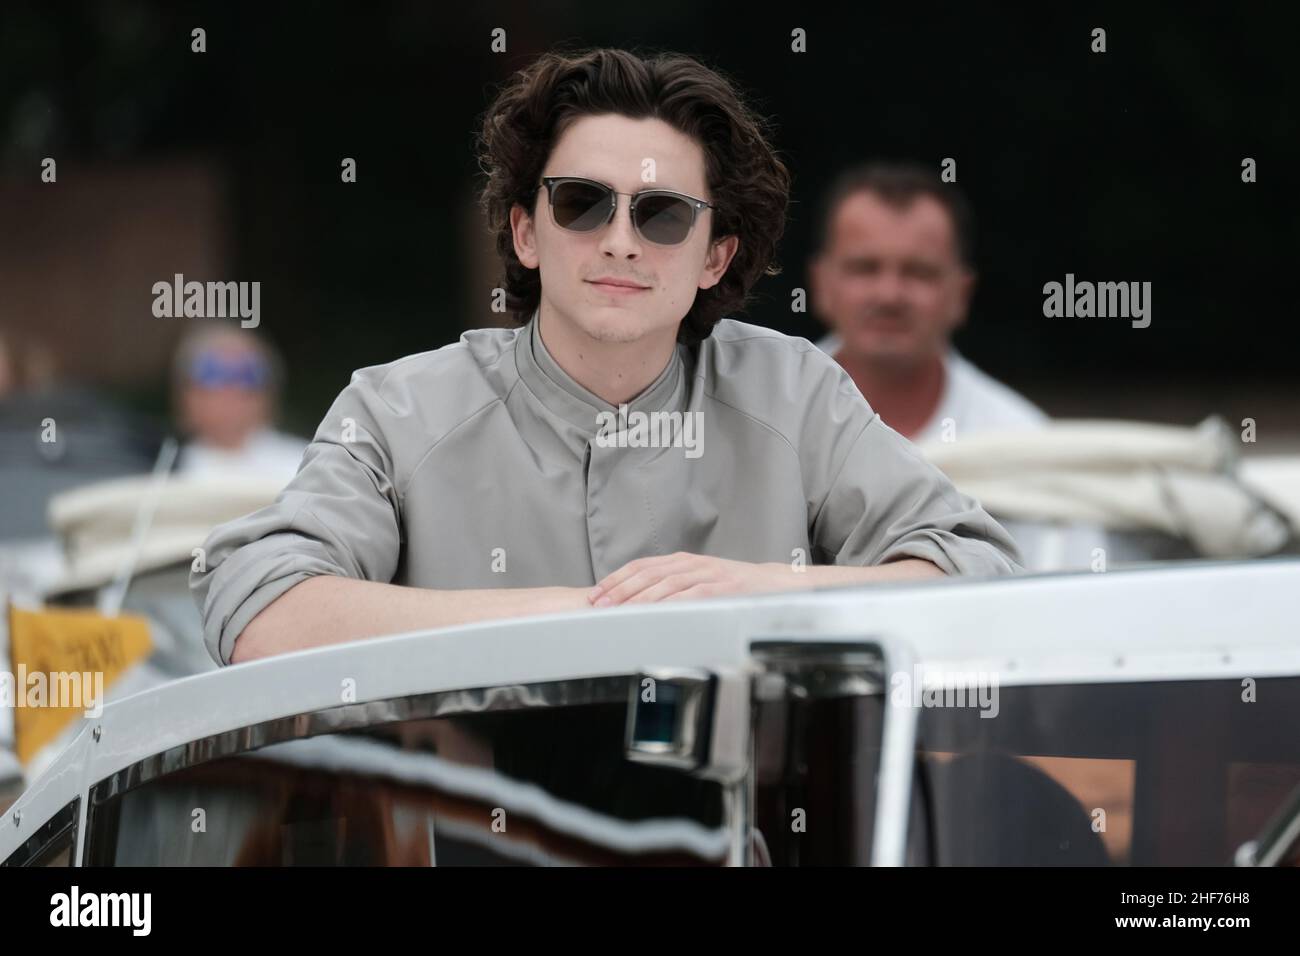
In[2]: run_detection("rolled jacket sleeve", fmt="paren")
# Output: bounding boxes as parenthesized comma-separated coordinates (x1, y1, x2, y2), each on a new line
(190, 369, 403, 665)
(806, 368, 1023, 576)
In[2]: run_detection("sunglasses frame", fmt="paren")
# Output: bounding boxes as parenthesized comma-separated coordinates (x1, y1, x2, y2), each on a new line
(189, 351, 270, 390)
(538, 176, 715, 246)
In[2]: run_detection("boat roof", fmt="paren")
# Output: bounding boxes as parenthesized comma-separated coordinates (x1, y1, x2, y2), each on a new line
(4, 557, 1299, 860)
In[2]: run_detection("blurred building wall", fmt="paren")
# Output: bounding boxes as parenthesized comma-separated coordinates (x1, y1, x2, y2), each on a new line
(0, 160, 228, 388)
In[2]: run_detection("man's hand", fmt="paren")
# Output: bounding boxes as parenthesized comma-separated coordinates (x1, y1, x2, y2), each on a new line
(588, 553, 790, 607)
(586, 552, 945, 607)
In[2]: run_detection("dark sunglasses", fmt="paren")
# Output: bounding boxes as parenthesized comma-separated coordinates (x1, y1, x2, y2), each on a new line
(539, 176, 715, 246)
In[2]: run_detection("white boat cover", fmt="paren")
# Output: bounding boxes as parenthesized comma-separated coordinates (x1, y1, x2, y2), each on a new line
(45, 475, 286, 594)
(919, 418, 1295, 559)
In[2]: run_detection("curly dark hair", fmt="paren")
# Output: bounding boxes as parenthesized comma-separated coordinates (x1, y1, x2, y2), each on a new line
(475, 47, 792, 347)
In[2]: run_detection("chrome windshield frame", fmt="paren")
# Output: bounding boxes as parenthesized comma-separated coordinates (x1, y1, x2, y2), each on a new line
(83, 673, 749, 866)
(749, 638, 915, 866)
(88, 676, 631, 806)
(1, 796, 79, 868)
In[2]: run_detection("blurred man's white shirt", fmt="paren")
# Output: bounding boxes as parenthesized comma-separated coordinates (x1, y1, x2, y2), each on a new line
(814, 332, 1047, 441)
(177, 427, 307, 485)
(814, 331, 1107, 570)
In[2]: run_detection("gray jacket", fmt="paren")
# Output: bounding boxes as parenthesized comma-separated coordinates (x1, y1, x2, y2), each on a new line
(192, 317, 1022, 665)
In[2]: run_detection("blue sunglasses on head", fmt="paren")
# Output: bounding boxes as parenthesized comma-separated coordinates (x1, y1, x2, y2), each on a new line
(189, 350, 269, 390)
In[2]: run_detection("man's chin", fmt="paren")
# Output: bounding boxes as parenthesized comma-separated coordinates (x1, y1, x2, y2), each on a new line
(575, 309, 668, 345)
(583, 326, 646, 345)
(844, 331, 921, 363)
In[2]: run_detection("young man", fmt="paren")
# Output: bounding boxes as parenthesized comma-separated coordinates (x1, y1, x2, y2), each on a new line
(192, 48, 1021, 667)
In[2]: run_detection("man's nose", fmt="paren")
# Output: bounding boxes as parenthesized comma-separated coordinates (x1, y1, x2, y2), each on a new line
(598, 195, 643, 259)
(868, 269, 908, 305)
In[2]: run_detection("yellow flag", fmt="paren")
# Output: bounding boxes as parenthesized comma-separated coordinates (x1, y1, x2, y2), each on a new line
(5, 606, 152, 765)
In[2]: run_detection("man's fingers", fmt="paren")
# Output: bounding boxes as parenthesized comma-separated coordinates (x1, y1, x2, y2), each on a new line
(590, 554, 671, 596)
(593, 564, 675, 606)
(589, 563, 654, 604)
(590, 554, 693, 605)
(622, 571, 711, 605)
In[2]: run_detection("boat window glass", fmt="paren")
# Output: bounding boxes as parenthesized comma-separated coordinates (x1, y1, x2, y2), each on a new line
(911, 677, 1300, 865)
(84, 684, 728, 866)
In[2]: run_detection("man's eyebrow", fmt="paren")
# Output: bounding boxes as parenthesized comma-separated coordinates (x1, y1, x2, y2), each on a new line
(548, 172, 703, 195)
(542, 172, 612, 188)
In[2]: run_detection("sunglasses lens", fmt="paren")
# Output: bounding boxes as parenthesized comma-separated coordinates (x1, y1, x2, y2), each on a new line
(634, 193, 695, 245)
(190, 351, 268, 390)
(550, 181, 612, 232)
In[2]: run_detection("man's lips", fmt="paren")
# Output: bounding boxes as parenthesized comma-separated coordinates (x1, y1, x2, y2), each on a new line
(859, 312, 911, 328)
(586, 277, 650, 293)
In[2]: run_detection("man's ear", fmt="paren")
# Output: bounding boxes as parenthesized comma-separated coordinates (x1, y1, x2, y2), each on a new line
(510, 203, 539, 270)
(699, 235, 739, 290)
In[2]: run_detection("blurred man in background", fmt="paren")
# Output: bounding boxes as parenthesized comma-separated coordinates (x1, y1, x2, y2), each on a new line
(809, 163, 1120, 571)
(172, 328, 306, 484)
(808, 162, 1045, 444)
